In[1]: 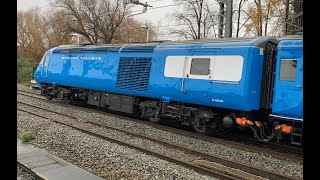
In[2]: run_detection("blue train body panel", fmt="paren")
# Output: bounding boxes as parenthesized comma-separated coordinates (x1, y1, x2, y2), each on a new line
(150, 44, 264, 111)
(271, 35, 303, 120)
(34, 37, 277, 112)
(35, 47, 156, 98)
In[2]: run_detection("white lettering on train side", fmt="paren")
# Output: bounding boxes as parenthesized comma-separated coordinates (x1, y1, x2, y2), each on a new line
(62, 56, 102, 60)
(212, 99, 224, 103)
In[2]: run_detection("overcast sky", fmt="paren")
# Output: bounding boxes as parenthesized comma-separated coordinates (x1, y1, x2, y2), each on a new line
(17, 0, 178, 40)
(17, 0, 50, 10)
(17, 0, 175, 24)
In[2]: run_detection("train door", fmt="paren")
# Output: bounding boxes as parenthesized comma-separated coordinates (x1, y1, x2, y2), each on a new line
(41, 54, 50, 77)
(272, 53, 303, 118)
(181, 55, 213, 103)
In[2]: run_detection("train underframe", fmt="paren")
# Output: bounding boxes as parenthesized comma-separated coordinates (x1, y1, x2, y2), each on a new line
(40, 83, 303, 146)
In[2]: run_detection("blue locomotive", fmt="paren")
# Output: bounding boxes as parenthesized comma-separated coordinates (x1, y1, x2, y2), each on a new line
(34, 34, 303, 145)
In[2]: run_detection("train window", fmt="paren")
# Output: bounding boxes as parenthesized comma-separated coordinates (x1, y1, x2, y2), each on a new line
(44, 55, 50, 68)
(280, 59, 297, 81)
(190, 58, 210, 75)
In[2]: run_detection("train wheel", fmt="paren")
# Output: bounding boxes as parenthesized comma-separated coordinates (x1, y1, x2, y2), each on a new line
(145, 106, 161, 123)
(148, 116, 161, 123)
(45, 90, 53, 100)
(64, 97, 71, 104)
(192, 120, 211, 134)
(46, 94, 53, 100)
(192, 108, 213, 134)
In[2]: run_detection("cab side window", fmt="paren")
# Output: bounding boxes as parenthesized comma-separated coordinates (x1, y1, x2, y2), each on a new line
(43, 55, 50, 68)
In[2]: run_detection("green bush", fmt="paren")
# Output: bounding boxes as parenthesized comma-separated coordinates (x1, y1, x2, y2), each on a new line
(97, 170, 118, 179)
(17, 57, 37, 85)
(97, 171, 108, 178)
(21, 131, 34, 143)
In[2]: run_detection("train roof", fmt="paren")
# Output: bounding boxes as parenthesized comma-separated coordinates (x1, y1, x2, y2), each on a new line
(52, 36, 278, 53)
(159, 36, 277, 48)
(53, 42, 160, 53)
(277, 33, 303, 48)
(279, 33, 303, 41)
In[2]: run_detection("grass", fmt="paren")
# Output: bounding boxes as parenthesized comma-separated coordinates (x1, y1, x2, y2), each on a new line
(20, 131, 34, 143)
(97, 170, 108, 178)
(97, 170, 119, 179)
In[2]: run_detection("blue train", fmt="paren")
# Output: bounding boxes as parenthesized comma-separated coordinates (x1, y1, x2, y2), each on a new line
(34, 34, 303, 146)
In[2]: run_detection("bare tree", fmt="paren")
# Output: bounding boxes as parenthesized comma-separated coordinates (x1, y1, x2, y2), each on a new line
(17, 8, 76, 62)
(256, 0, 263, 36)
(203, 3, 218, 39)
(17, 9, 47, 63)
(114, 19, 157, 43)
(170, 0, 218, 40)
(264, 0, 284, 35)
(42, 10, 74, 47)
(17, 3, 160, 64)
(55, 0, 128, 44)
(243, 0, 284, 36)
(235, 0, 244, 37)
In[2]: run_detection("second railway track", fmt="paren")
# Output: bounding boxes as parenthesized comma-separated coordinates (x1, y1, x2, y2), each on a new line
(17, 100, 298, 180)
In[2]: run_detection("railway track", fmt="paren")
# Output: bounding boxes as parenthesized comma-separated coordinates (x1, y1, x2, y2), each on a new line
(17, 89, 303, 164)
(17, 100, 298, 180)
